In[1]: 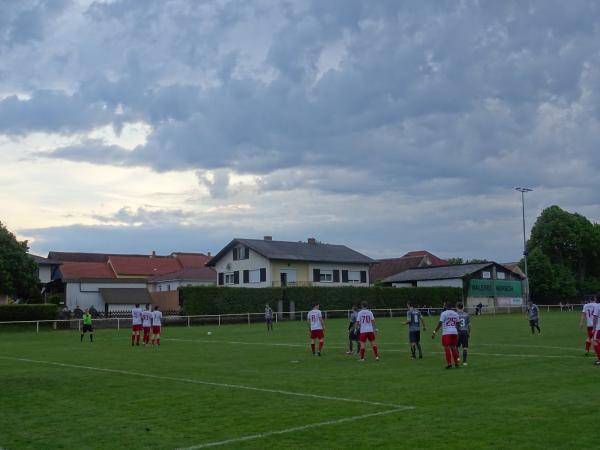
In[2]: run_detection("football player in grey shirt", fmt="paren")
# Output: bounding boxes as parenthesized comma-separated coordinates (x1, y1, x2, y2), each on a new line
(405, 302, 426, 359)
(346, 305, 360, 355)
(527, 303, 541, 335)
(456, 302, 471, 366)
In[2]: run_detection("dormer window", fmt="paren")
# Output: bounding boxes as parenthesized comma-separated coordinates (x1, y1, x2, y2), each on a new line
(233, 246, 250, 261)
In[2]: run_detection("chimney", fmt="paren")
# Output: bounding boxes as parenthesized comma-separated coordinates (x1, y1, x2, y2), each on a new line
(151, 250, 156, 257)
(307, 237, 317, 245)
(207, 251, 211, 257)
(264, 236, 273, 241)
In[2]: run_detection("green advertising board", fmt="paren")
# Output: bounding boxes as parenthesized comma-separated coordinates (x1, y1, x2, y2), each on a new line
(468, 279, 522, 298)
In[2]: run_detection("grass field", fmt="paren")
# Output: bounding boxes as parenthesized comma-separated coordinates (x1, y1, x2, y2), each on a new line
(0, 311, 597, 450)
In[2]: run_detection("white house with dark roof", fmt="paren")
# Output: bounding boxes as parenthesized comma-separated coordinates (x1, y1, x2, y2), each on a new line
(207, 237, 374, 288)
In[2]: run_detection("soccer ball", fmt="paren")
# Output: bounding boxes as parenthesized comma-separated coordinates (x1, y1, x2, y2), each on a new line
(207, 331, 213, 336)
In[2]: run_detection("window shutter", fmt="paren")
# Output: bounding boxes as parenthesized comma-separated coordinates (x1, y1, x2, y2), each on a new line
(333, 270, 340, 282)
(234, 271, 240, 284)
(218, 272, 224, 286)
(233, 248, 238, 261)
(243, 270, 249, 284)
(313, 269, 320, 282)
(342, 270, 348, 283)
(360, 270, 367, 283)
(245, 246, 250, 259)
(260, 268, 267, 282)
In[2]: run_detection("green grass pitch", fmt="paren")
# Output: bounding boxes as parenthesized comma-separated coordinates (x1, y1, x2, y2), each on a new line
(0, 311, 597, 449)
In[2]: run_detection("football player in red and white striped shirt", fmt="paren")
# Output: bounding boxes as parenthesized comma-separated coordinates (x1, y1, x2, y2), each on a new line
(432, 302, 460, 369)
(355, 301, 379, 361)
(307, 304, 325, 356)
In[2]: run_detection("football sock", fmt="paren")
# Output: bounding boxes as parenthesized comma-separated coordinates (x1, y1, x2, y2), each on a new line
(373, 345, 379, 357)
(360, 347, 365, 359)
(444, 347, 452, 365)
(585, 340, 591, 352)
(349, 341, 353, 352)
(80, 334, 84, 342)
(595, 342, 600, 360)
(463, 349, 468, 363)
(318, 341, 324, 352)
(132, 335, 135, 345)
(411, 346, 416, 358)
(416, 343, 423, 357)
(136, 335, 140, 345)
(452, 347, 459, 365)
(311, 343, 315, 354)
(157, 338, 160, 345)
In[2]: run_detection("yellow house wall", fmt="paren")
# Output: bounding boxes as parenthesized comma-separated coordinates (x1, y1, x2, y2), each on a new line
(271, 261, 310, 282)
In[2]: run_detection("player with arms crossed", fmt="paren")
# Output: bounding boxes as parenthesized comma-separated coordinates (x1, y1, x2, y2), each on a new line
(580, 295, 597, 356)
(456, 302, 471, 366)
(307, 303, 325, 356)
(356, 301, 379, 361)
(141, 305, 153, 346)
(152, 305, 162, 346)
(405, 302, 425, 359)
(131, 303, 143, 346)
(432, 302, 460, 369)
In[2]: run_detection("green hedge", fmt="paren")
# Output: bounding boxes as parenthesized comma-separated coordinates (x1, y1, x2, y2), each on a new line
(180, 286, 462, 315)
(0, 304, 59, 321)
(181, 286, 283, 315)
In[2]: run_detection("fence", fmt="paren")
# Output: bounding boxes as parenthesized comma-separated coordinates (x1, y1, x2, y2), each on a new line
(0, 304, 583, 333)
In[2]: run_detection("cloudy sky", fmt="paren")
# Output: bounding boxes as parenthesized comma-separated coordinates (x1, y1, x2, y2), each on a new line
(1, 0, 599, 261)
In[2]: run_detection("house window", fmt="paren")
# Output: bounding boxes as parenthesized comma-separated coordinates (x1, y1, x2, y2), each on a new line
(233, 246, 250, 261)
(497, 272, 506, 280)
(249, 269, 261, 283)
(348, 271, 361, 283)
(482, 271, 491, 279)
(320, 270, 333, 282)
(158, 285, 162, 292)
(224, 273, 235, 285)
(167, 284, 171, 291)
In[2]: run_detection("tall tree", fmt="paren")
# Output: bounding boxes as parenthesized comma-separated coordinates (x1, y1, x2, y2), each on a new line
(0, 221, 38, 299)
(527, 206, 600, 300)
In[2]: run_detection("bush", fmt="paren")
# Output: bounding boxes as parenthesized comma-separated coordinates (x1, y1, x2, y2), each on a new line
(0, 304, 59, 321)
(180, 286, 462, 315)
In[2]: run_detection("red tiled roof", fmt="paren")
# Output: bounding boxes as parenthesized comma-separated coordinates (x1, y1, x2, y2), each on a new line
(370, 256, 427, 282)
(108, 255, 183, 276)
(401, 251, 448, 266)
(60, 261, 116, 279)
(149, 266, 216, 283)
(172, 253, 211, 268)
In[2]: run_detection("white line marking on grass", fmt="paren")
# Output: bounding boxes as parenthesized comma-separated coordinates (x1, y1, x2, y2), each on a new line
(166, 338, 584, 359)
(477, 343, 582, 351)
(174, 408, 411, 450)
(0, 356, 410, 409)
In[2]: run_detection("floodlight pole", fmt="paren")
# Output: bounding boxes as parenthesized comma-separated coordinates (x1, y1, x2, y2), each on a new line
(516, 187, 533, 308)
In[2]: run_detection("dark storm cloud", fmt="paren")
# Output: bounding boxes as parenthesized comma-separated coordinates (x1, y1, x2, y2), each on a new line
(4, 1, 600, 260)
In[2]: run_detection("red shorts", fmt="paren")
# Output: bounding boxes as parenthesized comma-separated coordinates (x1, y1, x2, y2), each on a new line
(442, 334, 458, 346)
(359, 332, 375, 342)
(152, 326, 161, 334)
(132, 324, 142, 332)
(594, 330, 600, 340)
(143, 326, 151, 335)
(310, 329, 324, 339)
(588, 327, 594, 338)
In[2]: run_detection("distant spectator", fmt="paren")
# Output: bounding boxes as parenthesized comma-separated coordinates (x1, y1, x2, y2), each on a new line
(89, 305, 100, 318)
(475, 302, 484, 316)
(559, 301, 564, 312)
(73, 305, 83, 318)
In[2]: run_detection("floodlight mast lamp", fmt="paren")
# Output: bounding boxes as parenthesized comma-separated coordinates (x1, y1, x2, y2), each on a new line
(516, 187, 533, 308)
